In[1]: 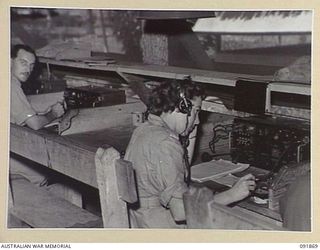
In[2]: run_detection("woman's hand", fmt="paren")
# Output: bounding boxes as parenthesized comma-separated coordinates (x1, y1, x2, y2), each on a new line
(228, 174, 256, 202)
(213, 173, 256, 205)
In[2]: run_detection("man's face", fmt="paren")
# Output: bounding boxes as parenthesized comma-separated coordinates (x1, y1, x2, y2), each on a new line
(11, 49, 36, 83)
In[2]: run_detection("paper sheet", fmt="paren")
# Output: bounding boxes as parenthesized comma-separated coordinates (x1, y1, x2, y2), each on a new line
(191, 159, 249, 183)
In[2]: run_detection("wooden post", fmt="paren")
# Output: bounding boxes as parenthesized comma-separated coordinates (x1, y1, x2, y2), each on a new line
(95, 147, 137, 228)
(265, 85, 271, 113)
(140, 19, 213, 69)
(140, 20, 169, 66)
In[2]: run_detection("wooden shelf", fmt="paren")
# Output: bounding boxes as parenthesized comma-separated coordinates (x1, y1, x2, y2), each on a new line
(269, 82, 311, 95)
(38, 57, 311, 119)
(39, 57, 311, 96)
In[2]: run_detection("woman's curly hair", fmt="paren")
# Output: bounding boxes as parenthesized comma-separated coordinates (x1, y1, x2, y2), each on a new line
(147, 77, 205, 116)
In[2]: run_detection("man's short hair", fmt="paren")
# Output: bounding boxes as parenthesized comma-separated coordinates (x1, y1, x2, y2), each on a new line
(11, 44, 36, 59)
(148, 77, 205, 116)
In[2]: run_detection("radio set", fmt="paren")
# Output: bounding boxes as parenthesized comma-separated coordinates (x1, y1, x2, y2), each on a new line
(64, 86, 126, 109)
(230, 116, 310, 172)
(43, 86, 126, 135)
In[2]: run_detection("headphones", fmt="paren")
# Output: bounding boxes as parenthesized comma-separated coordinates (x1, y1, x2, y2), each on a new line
(178, 89, 192, 116)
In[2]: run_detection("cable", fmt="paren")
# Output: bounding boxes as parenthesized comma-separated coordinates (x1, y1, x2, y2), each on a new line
(179, 134, 191, 186)
(271, 141, 307, 174)
(209, 123, 233, 154)
(58, 108, 80, 135)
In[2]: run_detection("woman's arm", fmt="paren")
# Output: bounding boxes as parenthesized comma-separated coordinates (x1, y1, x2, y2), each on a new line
(213, 174, 256, 205)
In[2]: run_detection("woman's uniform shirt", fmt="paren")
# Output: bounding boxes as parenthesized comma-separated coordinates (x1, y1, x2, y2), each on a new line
(124, 114, 188, 228)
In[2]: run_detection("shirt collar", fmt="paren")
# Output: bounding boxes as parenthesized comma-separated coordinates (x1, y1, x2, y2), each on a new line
(11, 76, 21, 87)
(148, 114, 180, 140)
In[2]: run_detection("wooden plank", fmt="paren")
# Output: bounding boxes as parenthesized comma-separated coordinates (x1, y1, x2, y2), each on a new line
(202, 96, 310, 120)
(116, 64, 257, 87)
(183, 187, 284, 230)
(39, 57, 310, 95)
(60, 100, 146, 135)
(11, 178, 102, 228)
(206, 201, 284, 230)
(39, 57, 267, 87)
(9, 155, 83, 207)
(10, 124, 98, 188)
(10, 125, 50, 168)
(269, 82, 311, 95)
(7, 213, 32, 228)
(268, 105, 310, 120)
(202, 97, 250, 117)
(95, 147, 136, 228)
(64, 125, 134, 154)
(10, 100, 145, 188)
(64, 75, 118, 88)
(237, 200, 283, 222)
(234, 203, 282, 226)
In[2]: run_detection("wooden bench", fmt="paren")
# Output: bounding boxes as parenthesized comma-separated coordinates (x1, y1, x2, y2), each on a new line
(9, 177, 102, 228)
(8, 145, 139, 229)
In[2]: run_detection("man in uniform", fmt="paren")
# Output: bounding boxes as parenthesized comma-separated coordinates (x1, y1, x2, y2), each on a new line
(8, 44, 66, 227)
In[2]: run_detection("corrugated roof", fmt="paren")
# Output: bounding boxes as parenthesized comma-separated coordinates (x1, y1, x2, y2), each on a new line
(193, 10, 312, 34)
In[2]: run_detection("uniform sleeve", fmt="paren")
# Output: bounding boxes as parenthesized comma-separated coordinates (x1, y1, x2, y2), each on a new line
(11, 84, 36, 125)
(157, 139, 188, 207)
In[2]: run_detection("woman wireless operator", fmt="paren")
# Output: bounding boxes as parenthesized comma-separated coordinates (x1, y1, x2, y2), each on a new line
(124, 78, 256, 228)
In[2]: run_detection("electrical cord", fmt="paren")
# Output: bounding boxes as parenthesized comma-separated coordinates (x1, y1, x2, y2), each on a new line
(58, 108, 80, 135)
(271, 141, 307, 174)
(209, 123, 233, 154)
(179, 134, 191, 186)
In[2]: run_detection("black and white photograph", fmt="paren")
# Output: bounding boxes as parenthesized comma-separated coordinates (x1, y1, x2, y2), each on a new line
(5, 4, 315, 239)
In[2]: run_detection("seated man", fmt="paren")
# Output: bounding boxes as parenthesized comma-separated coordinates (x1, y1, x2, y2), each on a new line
(11, 44, 65, 130)
(10, 44, 66, 183)
(125, 78, 256, 228)
(8, 44, 66, 225)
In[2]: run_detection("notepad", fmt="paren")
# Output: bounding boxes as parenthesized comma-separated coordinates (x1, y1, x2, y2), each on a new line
(212, 173, 240, 187)
(191, 159, 249, 183)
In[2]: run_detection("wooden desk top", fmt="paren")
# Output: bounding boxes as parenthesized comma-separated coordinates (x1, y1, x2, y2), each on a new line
(10, 122, 136, 189)
(64, 125, 134, 155)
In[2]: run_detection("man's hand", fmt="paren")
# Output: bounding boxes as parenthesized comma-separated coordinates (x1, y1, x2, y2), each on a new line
(25, 98, 66, 130)
(228, 174, 256, 202)
(51, 100, 65, 118)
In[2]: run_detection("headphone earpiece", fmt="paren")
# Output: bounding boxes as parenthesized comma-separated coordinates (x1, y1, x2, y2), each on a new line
(178, 91, 192, 116)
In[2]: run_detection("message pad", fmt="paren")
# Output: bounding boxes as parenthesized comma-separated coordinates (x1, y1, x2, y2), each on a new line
(191, 159, 249, 183)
